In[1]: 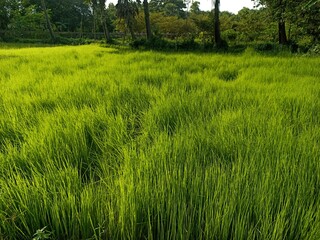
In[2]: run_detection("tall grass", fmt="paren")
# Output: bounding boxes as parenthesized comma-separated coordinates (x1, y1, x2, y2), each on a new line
(0, 45, 320, 239)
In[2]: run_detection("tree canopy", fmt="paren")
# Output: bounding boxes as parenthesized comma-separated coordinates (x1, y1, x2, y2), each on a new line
(0, 0, 318, 51)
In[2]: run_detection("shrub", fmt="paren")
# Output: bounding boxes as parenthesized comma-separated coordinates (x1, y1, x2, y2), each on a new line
(288, 40, 299, 53)
(307, 44, 320, 55)
(297, 36, 313, 53)
(228, 44, 247, 54)
(254, 42, 276, 52)
(130, 38, 147, 49)
(176, 38, 200, 50)
(216, 39, 229, 51)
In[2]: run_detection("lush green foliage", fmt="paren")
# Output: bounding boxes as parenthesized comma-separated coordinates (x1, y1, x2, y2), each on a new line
(0, 44, 320, 239)
(0, 0, 319, 51)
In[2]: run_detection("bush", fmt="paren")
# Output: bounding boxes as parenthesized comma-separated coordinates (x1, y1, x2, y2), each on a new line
(146, 37, 171, 50)
(307, 44, 320, 55)
(15, 38, 48, 44)
(130, 38, 147, 49)
(130, 36, 231, 52)
(54, 37, 86, 45)
(130, 36, 200, 51)
(130, 37, 170, 50)
(297, 36, 313, 53)
(8, 36, 96, 45)
(222, 29, 237, 42)
(228, 44, 247, 54)
(254, 42, 276, 52)
(176, 38, 200, 50)
(216, 39, 229, 51)
(288, 40, 298, 53)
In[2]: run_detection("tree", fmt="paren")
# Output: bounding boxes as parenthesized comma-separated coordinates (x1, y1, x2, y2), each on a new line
(0, 0, 10, 30)
(84, 0, 99, 38)
(277, 0, 287, 44)
(106, 3, 117, 33)
(85, 0, 112, 43)
(235, 8, 271, 42)
(305, 0, 320, 7)
(27, 0, 91, 32)
(9, 5, 46, 31)
(116, 0, 139, 39)
(253, 0, 320, 45)
(143, 0, 152, 40)
(137, 11, 196, 37)
(252, 0, 288, 44)
(298, 0, 320, 42)
(213, 0, 222, 46)
(41, 0, 55, 42)
(98, 0, 112, 43)
(0, 0, 25, 30)
(149, 0, 187, 18)
(190, 1, 200, 14)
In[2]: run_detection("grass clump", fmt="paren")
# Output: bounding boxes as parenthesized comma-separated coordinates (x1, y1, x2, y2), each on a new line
(218, 69, 239, 81)
(0, 44, 319, 239)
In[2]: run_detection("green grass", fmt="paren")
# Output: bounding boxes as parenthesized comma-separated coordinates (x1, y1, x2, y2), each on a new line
(0, 44, 320, 239)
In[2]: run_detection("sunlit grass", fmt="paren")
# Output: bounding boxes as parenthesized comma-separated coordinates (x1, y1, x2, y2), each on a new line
(0, 44, 320, 239)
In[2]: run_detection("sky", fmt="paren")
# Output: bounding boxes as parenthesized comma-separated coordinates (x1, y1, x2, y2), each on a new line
(200, 0, 255, 13)
(107, 0, 255, 14)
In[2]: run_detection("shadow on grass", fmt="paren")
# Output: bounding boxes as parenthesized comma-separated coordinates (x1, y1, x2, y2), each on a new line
(103, 41, 298, 58)
(0, 38, 300, 58)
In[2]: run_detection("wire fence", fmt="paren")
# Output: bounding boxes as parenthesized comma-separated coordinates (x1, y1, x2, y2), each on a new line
(0, 30, 212, 41)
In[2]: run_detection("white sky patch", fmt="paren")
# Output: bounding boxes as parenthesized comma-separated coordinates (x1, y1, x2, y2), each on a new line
(107, 0, 255, 14)
(199, 0, 255, 13)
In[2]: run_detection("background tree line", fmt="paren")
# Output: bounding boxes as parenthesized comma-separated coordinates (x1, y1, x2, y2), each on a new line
(0, 0, 319, 51)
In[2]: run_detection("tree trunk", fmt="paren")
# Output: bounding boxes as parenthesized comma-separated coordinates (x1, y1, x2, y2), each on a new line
(102, 20, 112, 43)
(98, 0, 112, 43)
(41, 0, 55, 42)
(127, 20, 136, 40)
(278, 0, 288, 45)
(214, 0, 221, 47)
(92, 0, 97, 39)
(143, 0, 152, 40)
(278, 20, 288, 45)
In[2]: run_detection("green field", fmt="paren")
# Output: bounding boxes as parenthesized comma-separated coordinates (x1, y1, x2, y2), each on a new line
(0, 44, 320, 239)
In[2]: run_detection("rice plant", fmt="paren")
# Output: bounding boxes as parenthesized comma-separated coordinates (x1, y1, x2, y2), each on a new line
(0, 44, 319, 239)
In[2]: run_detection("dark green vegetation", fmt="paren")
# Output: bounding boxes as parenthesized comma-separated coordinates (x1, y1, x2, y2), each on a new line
(0, 0, 319, 52)
(0, 45, 320, 239)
